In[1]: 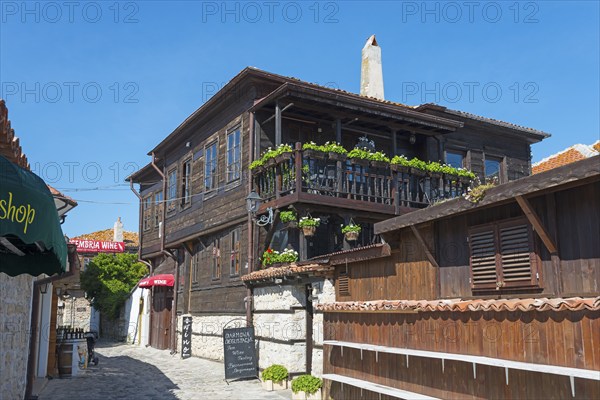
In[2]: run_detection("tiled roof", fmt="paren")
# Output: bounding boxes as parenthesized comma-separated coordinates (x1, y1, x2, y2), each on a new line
(48, 185, 78, 206)
(0, 99, 29, 169)
(416, 103, 549, 138)
(72, 229, 139, 249)
(241, 263, 333, 283)
(315, 297, 600, 313)
(533, 143, 599, 174)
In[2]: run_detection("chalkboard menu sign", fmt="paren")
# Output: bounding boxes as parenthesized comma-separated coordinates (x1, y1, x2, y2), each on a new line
(181, 316, 192, 359)
(223, 327, 257, 380)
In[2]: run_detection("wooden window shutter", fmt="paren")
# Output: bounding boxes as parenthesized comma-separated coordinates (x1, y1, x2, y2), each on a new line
(338, 271, 350, 297)
(469, 228, 498, 289)
(498, 221, 536, 288)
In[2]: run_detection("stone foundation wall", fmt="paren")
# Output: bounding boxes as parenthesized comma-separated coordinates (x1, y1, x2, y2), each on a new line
(0, 273, 34, 400)
(61, 296, 96, 331)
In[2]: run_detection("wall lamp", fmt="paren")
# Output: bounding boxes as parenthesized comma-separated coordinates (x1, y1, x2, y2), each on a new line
(409, 133, 417, 145)
(245, 191, 273, 226)
(39, 282, 49, 294)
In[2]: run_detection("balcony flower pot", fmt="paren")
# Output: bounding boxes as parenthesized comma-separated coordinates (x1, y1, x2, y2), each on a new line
(328, 152, 347, 162)
(304, 149, 326, 160)
(350, 157, 370, 167)
(459, 176, 472, 184)
(265, 157, 277, 167)
(428, 171, 443, 179)
(370, 160, 389, 169)
(302, 226, 316, 237)
(390, 164, 410, 174)
(410, 167, 426, 177)
(275, 152, 292, 164)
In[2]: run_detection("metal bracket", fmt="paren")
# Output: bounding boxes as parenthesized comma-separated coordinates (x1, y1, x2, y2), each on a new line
(570, 376, 575, 397)
(256, 207, 273, 226)
(473, 363, 477, 379)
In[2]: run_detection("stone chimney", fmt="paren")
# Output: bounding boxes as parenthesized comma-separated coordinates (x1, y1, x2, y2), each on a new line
(360, 35, 384, 100)
(113, 217, 123, 242)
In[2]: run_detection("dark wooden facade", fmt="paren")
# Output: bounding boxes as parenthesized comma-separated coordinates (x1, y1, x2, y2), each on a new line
(128, 67, 549, 353)
(320, 157, 600, 399)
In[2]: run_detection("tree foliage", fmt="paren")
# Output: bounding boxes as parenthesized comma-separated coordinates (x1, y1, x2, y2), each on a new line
(80, 253, 147, 320)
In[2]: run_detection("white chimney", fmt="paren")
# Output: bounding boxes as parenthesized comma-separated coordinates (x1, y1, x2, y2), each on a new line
(114, 217, 124, 242)
(360, 35, 384, 100)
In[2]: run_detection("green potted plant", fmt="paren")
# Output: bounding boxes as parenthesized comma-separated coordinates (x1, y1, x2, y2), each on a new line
(322, 141, 347, 161)
(341, 223, 361, 241)
(368, 150, 391, 169)
(406, 157, 427, 176)
(261, 364, 289, 391)
(347, 148, 373, 166)
(390, 155, 411, 173)
(426, 161, 444, 179)
(261, 248, 279, 268)
(302, 142, 327, 159)
(278, 248, 298, 264)
(291, 374, 323, 400)
(298, 216, 320, 237)
(280, 209, 297, 228)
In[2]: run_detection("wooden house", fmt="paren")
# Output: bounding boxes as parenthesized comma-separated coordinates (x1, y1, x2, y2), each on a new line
(318, 156, 600, 399)
(127, 66, 549, 362)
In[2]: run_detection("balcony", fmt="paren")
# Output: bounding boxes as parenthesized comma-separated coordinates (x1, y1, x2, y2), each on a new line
(252, 143, 471, 216)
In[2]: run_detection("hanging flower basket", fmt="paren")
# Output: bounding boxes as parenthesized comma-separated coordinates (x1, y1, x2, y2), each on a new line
(302, 226, 316, 237)
(344, 231, 359, 241)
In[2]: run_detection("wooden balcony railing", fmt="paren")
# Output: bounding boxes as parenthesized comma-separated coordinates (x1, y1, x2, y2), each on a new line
(252, 143, 471, 214)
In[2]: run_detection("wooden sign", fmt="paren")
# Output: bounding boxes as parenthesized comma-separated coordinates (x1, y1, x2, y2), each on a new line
(223, 327, 257, 380)
(181, 316, 192, 359)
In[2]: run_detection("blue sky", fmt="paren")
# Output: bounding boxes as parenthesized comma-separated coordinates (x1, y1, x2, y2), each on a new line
(1, 1, 598, 237)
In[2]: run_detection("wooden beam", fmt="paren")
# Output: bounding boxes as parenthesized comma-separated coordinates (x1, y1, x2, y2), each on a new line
(515, 195, 558, 254)
(0, 237, 25, 256)
(409, 225, 439, 269)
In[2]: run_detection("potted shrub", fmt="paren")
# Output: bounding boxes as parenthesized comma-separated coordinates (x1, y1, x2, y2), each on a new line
(291, 374, 323, 400)
(299, 216, 320, 237)
(280, 210, 297, 229)
(342, 223, 361, 241)
(368, 151, 391, 169)
(261, 364, 288, 391)
(347, 148, 372, 167)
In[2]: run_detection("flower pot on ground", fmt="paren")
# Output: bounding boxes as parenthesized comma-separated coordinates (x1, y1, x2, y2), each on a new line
(261, 364, 288, 391)
(292, 375, 323, 400)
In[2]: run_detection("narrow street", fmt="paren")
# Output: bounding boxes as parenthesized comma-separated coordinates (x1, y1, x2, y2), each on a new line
(38, 343, 290, 400)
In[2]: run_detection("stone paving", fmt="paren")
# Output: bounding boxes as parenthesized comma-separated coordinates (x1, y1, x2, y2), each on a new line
(39, 342, 291, 400)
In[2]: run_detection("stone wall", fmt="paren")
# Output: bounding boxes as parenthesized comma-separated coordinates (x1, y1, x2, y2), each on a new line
(0, 273, 34, 400)
(176, 314, 246, 361)
(61, 296, 97, 331)
(311, 279, 335, 377)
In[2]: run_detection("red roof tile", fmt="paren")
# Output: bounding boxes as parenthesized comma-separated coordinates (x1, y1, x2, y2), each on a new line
(315, 297, 600, 313)
(533, 143, 599, 174)
(241, 263, 333, 283)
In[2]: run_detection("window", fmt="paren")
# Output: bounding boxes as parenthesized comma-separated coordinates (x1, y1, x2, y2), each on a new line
(446, 150, 465, 169)
(167, 168, 177, 212)
(484, 156, 503, 184)
(205, 142, 218, 191)
(154, 191, 163, 227)
(192, 243, 200, 283)
(469, 218, 539, 291)
(229, 229, 240, 276)
(181, 158, 192, 206)
(227, 128, 241, 182)
(211, 238, 221, 280)
(142, 196, 152, 231)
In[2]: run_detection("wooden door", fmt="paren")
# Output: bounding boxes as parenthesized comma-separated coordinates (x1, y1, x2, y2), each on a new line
(150, 286, 173, 350)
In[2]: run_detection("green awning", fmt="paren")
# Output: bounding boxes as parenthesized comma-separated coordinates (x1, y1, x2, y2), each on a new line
(0, 155, 67, 276)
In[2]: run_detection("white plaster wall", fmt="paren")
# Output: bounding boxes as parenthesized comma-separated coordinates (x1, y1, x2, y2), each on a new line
(126, 287, 149, 346)
(0, 273, 34, 400)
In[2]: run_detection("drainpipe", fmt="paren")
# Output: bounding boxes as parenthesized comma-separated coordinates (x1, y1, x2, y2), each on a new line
(246, 111, 256, 327)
